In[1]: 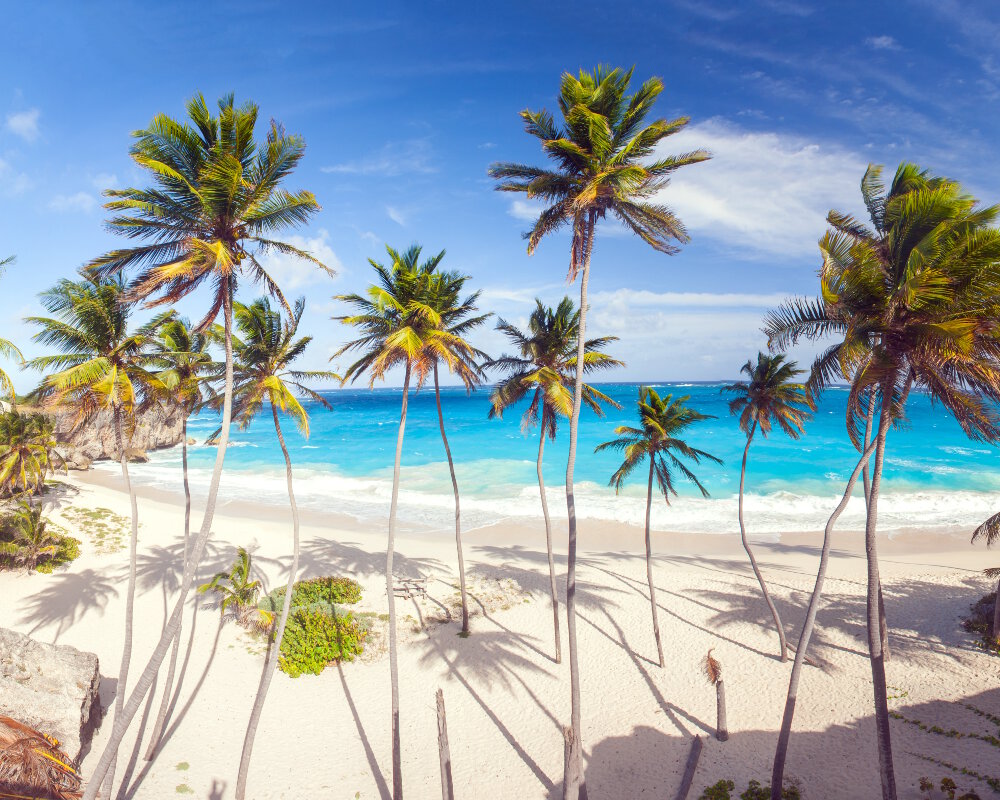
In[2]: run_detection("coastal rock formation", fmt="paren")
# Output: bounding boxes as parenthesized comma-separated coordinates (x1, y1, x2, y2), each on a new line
(0, 627, 101, 762)
(51, 402, 186, 469)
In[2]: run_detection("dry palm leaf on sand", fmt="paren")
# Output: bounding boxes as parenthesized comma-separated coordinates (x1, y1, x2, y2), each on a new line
(0, 716, 82, 800)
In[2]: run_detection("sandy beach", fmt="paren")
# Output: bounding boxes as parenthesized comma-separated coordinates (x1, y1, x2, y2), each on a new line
(0, 469, 996, 799)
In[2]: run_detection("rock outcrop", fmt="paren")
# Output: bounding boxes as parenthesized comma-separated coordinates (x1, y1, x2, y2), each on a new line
(51, 402, 186, 469)
(0, 627, 102, 763)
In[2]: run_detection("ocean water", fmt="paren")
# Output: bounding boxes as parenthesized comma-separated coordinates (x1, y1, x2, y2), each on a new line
(98, 383, 1000, 535)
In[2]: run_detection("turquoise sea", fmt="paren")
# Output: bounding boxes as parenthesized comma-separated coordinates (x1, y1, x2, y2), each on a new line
(102, 383, 1000, 535)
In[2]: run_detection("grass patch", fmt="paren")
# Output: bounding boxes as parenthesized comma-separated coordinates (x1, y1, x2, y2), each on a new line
(62, 506, 129, 554)
(175, 762, 189, 771)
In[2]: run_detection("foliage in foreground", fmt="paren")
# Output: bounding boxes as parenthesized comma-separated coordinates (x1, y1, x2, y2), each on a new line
(0, 502, 80, 573)
(961, 592, 1000, 655)
(921, 776, 982, 799)
(278, 606, 367, 678)
(699, 780, 800, 800)
(260, 575, 362, 613)
(198, 547, 274, 634)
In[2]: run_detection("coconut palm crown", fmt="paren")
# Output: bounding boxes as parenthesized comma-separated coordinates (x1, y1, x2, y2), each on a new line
(723, 353, 814, 440)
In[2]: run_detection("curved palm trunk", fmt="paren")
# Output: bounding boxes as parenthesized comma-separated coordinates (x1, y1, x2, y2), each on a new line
(102, 406, 140, 799)
(992, 577, 1000, 643)
(862, 391, 891, 661)
(864, 386, 898, 800)
(644, 460, 664, 668)
(83, 287, 236, 800)
(537, 411, 561, 664)
(388, 364, 412, 800)
(235, 405, 300, 798)
(738, 424, 787, 661)
(562, 210, 597, 800)
(144, 417, 191, 761)
(770, 436, 878, 799)
(433, 364, 469, 635)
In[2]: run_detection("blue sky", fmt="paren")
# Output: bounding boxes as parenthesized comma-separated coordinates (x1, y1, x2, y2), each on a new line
(2, 0, 999, 389)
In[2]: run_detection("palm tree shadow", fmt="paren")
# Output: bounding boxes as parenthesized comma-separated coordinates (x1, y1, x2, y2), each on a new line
(337, 663, 391, 800)
(19, 567, 121, 643)
(297, 536, 444, 580)
(114, 671, 158, 800)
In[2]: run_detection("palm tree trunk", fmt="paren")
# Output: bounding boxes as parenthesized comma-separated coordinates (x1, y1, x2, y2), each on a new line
(862, 391, 891, 661)
(433, 363, 468, 635)
(644, 459, 665, 668)
(770, 436, 879, 800)
(83, 285, 236, 800)
(144, 416, 191, 761)
(864, 385, 898, 800)
(537, 410, 561, 664)
(715, 680, 728, 742)
(562, 210, 597, 800)
(738, 423, 787, 661)
(993, 576, 1000, 643)
(102, 406, 139, 799)
(235, 405, 300, 799)
(388, 364, 412, 800)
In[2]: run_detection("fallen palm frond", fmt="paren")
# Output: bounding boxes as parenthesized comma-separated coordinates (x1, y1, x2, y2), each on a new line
(0, 716, 82, 800)
(705, 648, 722, 685)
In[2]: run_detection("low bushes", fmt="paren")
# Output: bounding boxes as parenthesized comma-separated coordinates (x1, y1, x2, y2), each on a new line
(0, 501, 80, 573)
(278, 607, 367, 677)
(699, 780, 800, 800)
(260, 575, 362, 613)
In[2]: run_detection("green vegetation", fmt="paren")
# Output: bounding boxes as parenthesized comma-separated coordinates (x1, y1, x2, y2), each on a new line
(0, 410, 64, 497)
(0, 501, 80, 572)
(700, 780, 800, 800)
(198, 547, 274, 634)
(62, 506, 129, 554)
(260, 575, 362, 612)
(278, 606, 367, 678)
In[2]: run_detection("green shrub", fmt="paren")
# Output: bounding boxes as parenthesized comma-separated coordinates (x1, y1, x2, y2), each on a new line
(699, 780, 800, 800)
(962, 593, 1000, 655)
(261, 575, 362, 613)
(35, 535, 81, 573)
(278, 607, 367, 677)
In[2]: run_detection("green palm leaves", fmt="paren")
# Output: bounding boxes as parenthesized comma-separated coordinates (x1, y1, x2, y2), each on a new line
(88, 94, 326, 325)
(153, 317, 216, 414)
(489, 65, 708, 275)
(723, 353, 814, 440)
(488, 297, 621, 430)
(598, 387, 720, 499)
(225, 296, 335, 437)
(0, 411, 63, 498)
(26, 276, 164, 438)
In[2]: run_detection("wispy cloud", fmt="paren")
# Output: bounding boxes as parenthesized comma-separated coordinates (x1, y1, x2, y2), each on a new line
(385, 206, 407, 226)
(257, 229, 343, 290)
(321, 139, 435, 177)
(508, 199, 543, 222)
(5, 108, 40, 142)
(0, 158, 31, 195)
(657, 119, 868, 259)
(90, 172, 118, 191)
(49, 192, 97, 213)
(865, 35, 901, 51)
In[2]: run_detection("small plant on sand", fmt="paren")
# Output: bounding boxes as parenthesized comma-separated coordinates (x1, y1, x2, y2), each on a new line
(198, 547, 274, 634)
(699, 780, 800, 800)
(920, 776, 982, 800)
(0, 501, 80, 572)
(62, 506, 128, 554)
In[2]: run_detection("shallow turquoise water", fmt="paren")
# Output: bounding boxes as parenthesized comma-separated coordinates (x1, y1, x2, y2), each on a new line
(109, 383, 1000, 534)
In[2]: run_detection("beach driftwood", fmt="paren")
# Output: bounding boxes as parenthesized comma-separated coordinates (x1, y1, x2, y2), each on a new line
(675, 735, 704, 800)
(436, 688, 454, 800)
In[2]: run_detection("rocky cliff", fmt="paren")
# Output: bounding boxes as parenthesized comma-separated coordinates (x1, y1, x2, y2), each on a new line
(51, 402, 186, 469)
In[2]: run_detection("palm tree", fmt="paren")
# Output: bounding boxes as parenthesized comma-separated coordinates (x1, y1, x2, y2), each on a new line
(218, 296, 335, 799)
(596, 388, 721, 666)
(765, 163, 1000, 800)
(144, 317, 216, 761)
(198, 546, 274, 633)
(486, 297, 622, 662)
(722, 353, 813, 661)
(80, 94, 325, 797)
(971, 514, 1000, 644)
(0, 411, 64, 497)
(335, 245, 450, 799)
(421, 256, 491, 636)
(0, 501, 59, 570)
(26, 275, 165, 797)
(489, 66, 707, 796)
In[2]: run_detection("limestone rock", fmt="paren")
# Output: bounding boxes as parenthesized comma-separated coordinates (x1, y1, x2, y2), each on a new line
(49, 401, 185, 468)
(0, 627, 101, 763)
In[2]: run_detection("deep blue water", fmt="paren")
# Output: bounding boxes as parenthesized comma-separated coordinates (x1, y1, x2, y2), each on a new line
(108, 383, 1000, 534)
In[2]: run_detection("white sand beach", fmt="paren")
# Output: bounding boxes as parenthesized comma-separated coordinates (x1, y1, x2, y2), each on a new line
(0, 470, 997, 800)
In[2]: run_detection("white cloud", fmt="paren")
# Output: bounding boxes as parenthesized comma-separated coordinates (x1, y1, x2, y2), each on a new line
(508, 199, 543, 221)
(5, 108, 40, 142)
(385, 205, 407, 226)
(91, 172, 118, 191)
(866, 35, 901, 51)
(590, 288, 789, 309)
(49, 192, 97, 213)
(0, 157, 31, 195)
(256, 229, 343, 290)
(660, 119, 869, 259)
(321, 139, 434, 177)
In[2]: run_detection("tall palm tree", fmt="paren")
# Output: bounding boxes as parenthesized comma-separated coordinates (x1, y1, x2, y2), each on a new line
(486, 297, 622, 662)
(144, 317, 217, 761)
(489, 66, 707, 796)
(765, 163, 1000, 800)
(214, 296, 335, 799)
(596, 388, 720, 667)
(0, 411, 64, 497)
(26, 275, 165, 797)
(421, 258, 491, 636)
(335, 245, 454, 799)
(80, 94, 325, 798)
(722, 353, 813, 661)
